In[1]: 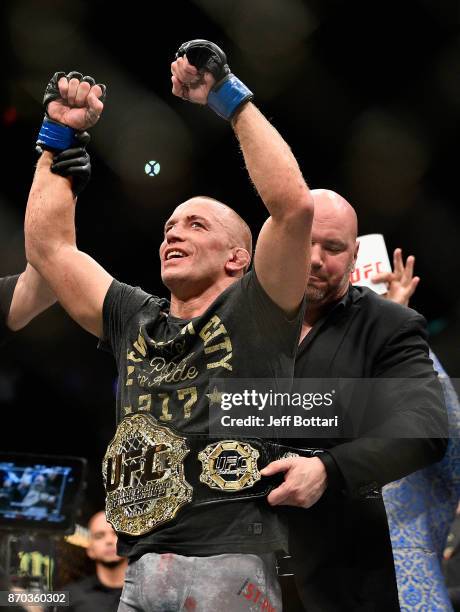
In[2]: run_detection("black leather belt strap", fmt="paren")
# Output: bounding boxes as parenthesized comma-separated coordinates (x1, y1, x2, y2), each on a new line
(184, 434, 324, 507)
(104, 413, 327, 536)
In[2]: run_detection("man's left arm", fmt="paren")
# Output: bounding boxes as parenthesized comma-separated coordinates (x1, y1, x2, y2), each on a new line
(324, 310, 448, 499)
(324, 249, 447, 498)
(231, 103, 313, 317)
(262, 309, 448, 507)
(6, 264, 56, 331)
(171, 42, 314, 317)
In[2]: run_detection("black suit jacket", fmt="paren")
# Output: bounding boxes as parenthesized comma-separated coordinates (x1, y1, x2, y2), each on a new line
(286, 285, 447, 612)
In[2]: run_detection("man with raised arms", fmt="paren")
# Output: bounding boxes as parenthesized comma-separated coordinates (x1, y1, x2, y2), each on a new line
(25, 42, 315, 610)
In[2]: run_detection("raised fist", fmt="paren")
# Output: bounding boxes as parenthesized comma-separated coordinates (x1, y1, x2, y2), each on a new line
(171, 40, 252, 121)
(45, 71, 106, 130)
(171, 54, 216, 105)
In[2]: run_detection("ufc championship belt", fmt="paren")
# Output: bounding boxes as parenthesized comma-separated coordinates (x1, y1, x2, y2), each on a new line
(103, 413, 325, 536)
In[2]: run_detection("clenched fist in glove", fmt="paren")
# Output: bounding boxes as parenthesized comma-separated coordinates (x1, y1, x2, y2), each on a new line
(36, 71, 106, 153)
(171, 40, 253, 121)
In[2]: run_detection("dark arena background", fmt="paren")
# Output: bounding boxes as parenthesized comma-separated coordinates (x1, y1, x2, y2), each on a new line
(0, 0, 459, 526)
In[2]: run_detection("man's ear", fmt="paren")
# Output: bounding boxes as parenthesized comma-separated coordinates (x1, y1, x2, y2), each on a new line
(225, 248, 251, 275)
(351, 240, 359, 272)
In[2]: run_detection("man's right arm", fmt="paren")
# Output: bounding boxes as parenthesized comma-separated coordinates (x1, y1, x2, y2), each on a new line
(25, 150, 112, 338)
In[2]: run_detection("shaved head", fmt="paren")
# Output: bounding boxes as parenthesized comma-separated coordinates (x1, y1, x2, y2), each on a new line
(307, 189, 359, 306)
(311, 189, 358, 243)
(160, 196, 253, 298)
(191, 196, 253, 257)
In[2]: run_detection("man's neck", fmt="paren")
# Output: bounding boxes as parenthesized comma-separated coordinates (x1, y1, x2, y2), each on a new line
(169, 277, 238, 319)
(303, 302, 326, 327)
(303, 285, 349, 328)
(96, 559, 128, 589)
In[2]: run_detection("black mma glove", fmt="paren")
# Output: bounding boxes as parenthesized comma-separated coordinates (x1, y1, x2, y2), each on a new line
(175, 40, 253, 121)
(50, 131, 91, 197)
(36, 71, 106, 154)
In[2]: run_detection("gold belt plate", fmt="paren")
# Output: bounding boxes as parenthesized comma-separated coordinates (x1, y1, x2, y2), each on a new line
(198, 440, 261, 491)
(103, 413, 193, 536)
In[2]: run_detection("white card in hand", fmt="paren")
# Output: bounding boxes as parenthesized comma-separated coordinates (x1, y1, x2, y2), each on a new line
(350, 234, 392, 294)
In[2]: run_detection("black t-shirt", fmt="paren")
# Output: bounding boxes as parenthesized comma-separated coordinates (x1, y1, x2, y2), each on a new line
(100, 270, 303, 558)
(0, 275, 19, 343)
(65, 575, 122, 612)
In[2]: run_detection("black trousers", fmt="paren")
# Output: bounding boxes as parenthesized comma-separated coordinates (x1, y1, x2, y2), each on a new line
(281, 492, 400, 612)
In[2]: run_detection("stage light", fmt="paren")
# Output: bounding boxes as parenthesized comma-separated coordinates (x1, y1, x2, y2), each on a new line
(144, 160, 161, 177)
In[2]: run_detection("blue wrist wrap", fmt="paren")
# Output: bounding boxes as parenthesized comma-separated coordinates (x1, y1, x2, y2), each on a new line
(36, 117, 78, 151)
(207, 74, 253, 121)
